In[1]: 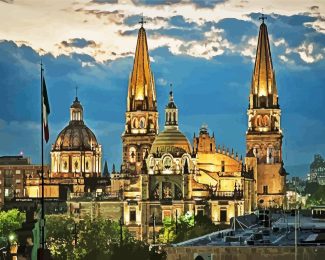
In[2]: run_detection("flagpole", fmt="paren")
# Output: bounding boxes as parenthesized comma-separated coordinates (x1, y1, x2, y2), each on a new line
(40, 61, 45, 250)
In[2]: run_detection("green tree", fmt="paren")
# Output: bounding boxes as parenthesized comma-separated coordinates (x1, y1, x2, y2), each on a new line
(0, 209, 25, 247)
(158, 213, 229, 244)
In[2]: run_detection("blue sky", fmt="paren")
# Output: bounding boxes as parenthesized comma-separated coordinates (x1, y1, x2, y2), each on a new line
(0, 0, 324, 177)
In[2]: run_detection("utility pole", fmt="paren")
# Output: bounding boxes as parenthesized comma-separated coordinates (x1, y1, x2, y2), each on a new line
(119, 216, 123, 245)
(152, 213, 156, 244)
(175, 210, 178, 235)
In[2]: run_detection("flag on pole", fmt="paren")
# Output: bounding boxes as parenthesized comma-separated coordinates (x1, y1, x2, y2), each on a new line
(42, 76, 50, 143)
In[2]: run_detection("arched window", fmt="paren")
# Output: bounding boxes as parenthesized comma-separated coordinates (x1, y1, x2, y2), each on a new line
(132, 118, 138, 128)
(210, 143, 212, 152)
(129, 147, 136, 163)
(139, 118, 146, 129)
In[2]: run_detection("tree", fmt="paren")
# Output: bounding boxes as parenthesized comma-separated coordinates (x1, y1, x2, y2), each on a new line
(158, 212, 228, 244)
(0, 209, 25, 248)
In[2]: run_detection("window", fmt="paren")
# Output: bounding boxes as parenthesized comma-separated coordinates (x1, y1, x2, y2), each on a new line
(129, 209, 136, 222)
(267, 147, 274, 164)
(16, 179, 21, 184)
(129, 147, 136, 163)
(15, 189, 20, 195)
(197, 209, 204, 217)
(221, 161, 225, 172)
(220, 209, 227, 222)
(210, 143, 212, 152)
(263, 185, 268, 194)
(16, 170, 21, 175)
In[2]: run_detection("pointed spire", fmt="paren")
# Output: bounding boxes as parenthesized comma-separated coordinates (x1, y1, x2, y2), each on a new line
(112, 163, 116, 174)
(127, 21, 157, 112)
(103, 160, 109, 177)
(250, 15, 278, 109)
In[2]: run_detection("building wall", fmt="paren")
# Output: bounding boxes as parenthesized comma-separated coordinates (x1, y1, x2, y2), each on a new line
(0, 164, 50, 208)
(165, 246, 325, 260)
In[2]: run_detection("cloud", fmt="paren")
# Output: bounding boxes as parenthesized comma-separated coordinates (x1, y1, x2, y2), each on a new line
(60, 38, 98, 49)
(91, 0, 118, 4)
(131, 0, 182, 6)
(191, 0, 229, 9)
(0, 0, 13, 3)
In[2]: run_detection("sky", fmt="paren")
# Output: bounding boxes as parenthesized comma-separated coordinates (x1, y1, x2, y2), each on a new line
(0, 0, 324, 177)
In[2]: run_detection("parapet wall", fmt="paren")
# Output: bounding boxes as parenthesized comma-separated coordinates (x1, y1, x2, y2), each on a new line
(165, 246, 325, 260)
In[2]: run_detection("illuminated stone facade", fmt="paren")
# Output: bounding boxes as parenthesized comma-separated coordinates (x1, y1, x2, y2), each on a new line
(121, 25, 159, 175)
(245, 20, 286, 208)
(51, 97, 102, 179)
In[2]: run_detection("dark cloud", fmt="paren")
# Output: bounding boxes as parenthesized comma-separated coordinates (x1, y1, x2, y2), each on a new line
(60, 38, 97, 49)
(0, 0, 13, 3)
(191, 0, 228, 8)
(131, 0, 181, 5)
(310, 6, 319, 11)
(91, 0, 118, 4)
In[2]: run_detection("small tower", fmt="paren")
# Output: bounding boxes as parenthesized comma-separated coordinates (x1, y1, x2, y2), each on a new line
(165, 90, 178, 129)
(193, 124, 216, 153)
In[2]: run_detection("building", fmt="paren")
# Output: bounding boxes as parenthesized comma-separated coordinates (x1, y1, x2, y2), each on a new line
(0, 155, 49, 208)
(307, 154, 325, 185)
(121, 23, 159, 175)
(245, 18, 286, 208)
(24, 96, 103, 200)
(11, 17, 286, 242)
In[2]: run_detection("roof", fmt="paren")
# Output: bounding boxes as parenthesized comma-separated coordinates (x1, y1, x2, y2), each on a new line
(127, 26, 157, 111)
(150, 128, 192, 156)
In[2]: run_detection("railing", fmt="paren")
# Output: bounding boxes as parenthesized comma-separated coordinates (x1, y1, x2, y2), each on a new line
(69, 192, 121, 201)
(211, 191, 243, 200)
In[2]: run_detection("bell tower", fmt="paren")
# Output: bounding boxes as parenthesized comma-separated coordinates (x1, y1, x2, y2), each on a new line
(246, 16, 286, 208)
(122, 21, 158, 175)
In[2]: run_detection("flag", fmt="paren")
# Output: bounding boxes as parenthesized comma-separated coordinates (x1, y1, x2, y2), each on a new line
(42, 76, 50, 143)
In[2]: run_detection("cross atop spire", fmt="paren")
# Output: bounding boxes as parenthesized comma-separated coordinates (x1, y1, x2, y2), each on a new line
(139, 16, 146, 28)
(259, 13, 267, 24)
(75, 85, 78, 99)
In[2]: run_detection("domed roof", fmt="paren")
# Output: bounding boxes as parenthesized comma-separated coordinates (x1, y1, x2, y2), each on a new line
(150, 127, 191, 156)
(52, 97, 98, 151)
(53, 121, 98, 151)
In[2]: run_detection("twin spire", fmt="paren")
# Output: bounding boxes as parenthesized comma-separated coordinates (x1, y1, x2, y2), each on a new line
(250, 15, 278, 109)
(127, 21, 157, 112)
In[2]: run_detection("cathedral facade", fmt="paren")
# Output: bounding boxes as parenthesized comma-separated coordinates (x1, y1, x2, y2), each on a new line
(19, 18, 286, 243)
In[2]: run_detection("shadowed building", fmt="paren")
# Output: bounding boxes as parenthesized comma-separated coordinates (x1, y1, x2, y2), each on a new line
(245, 17, 286, 208)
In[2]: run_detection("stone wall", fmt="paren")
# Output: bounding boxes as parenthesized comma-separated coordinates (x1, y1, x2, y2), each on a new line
(165, 246, 325, 260)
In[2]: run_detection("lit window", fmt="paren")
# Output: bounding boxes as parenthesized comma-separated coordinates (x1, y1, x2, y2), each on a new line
(16, 170, 21, 175)
(16, 179, 21, 184)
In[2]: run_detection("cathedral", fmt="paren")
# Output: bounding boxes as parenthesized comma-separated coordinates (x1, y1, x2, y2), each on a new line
(22, 18, 286, 242)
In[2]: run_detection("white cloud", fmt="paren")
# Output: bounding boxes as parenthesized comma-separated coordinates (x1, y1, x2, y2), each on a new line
(296, 42, 323, 63)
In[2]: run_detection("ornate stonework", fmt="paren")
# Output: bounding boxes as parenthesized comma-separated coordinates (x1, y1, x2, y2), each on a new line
(246, 20, 286, 208)
(122, 25, 158, 175)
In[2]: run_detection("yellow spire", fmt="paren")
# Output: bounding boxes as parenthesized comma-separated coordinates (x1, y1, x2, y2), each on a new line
(250, 17, 278, 109)
(127, 25, 157, 112)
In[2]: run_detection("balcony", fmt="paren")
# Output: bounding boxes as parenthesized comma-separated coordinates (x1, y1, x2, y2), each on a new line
(211, 191, 243, 200)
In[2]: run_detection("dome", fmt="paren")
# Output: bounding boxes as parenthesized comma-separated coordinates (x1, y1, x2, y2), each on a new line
(53, 121, 98, 151)
(150, 127, 192, 156)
